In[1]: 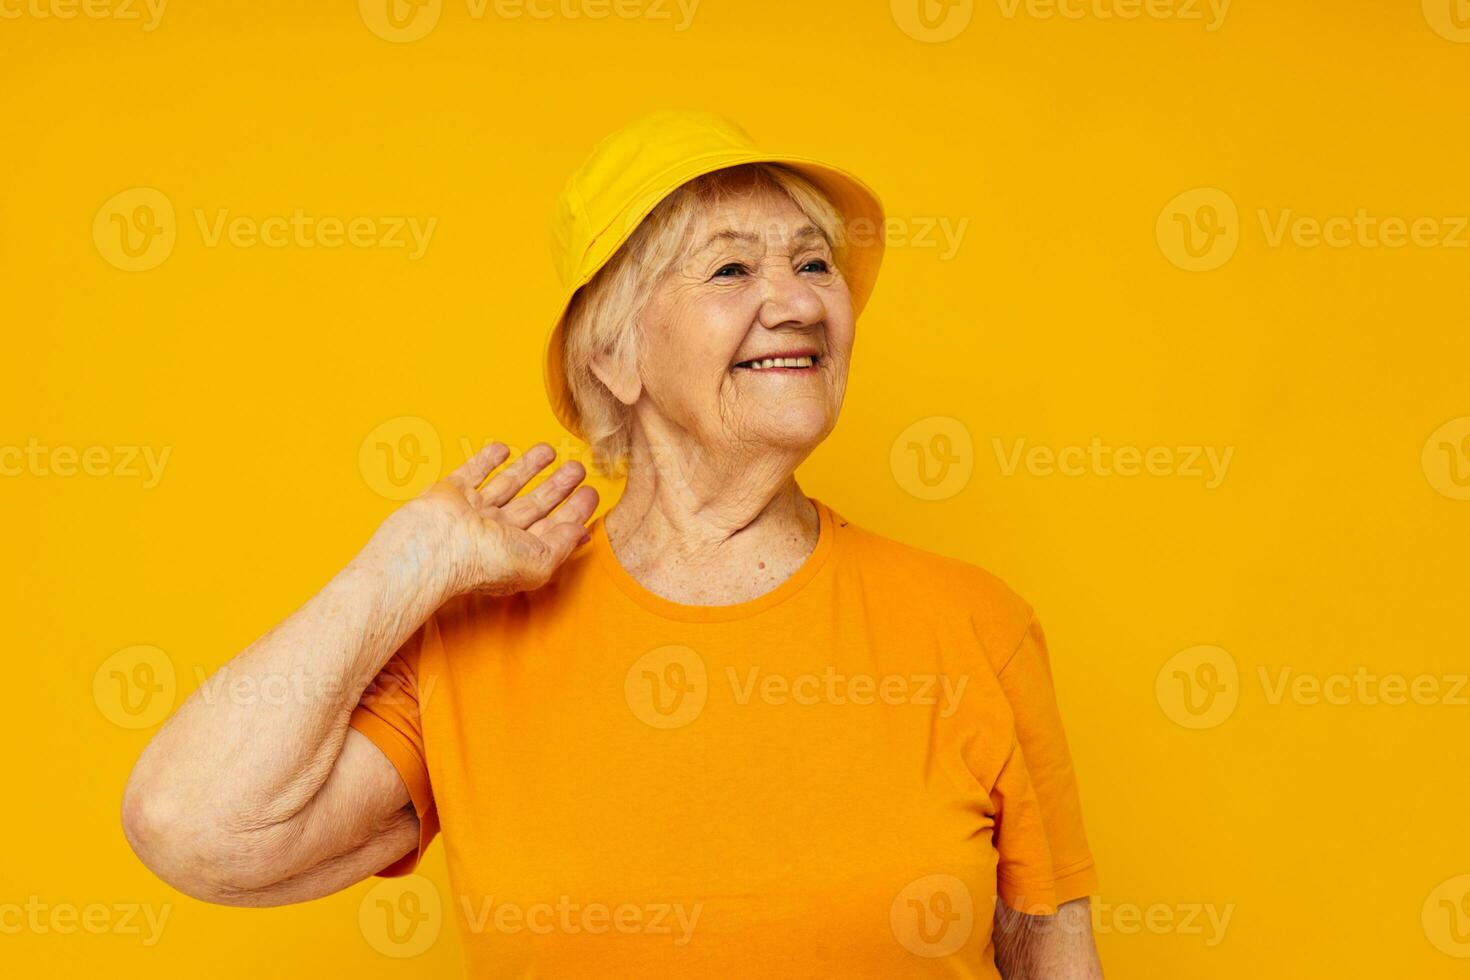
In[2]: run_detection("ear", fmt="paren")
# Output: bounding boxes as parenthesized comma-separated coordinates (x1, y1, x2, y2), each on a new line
(590, 344, 642, 408)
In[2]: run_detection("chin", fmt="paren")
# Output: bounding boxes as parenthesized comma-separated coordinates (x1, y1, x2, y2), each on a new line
(749, 406, 834, 450)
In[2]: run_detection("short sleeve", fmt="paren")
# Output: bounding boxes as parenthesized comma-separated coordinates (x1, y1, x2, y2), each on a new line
(991, 735, 1062, 915)
(995, 612, 1098, 904)
(348, 616, 440, 877)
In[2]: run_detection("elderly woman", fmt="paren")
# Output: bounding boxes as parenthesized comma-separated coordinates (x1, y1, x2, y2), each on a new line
(122, 111, 1101, 978)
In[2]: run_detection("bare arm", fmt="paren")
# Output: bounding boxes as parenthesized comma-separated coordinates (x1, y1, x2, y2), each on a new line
(994, 897, 1104, 980)
(121, 441, 597, 907)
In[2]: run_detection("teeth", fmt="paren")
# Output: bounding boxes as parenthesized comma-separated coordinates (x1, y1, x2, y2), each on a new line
(742, 355, 815, 370)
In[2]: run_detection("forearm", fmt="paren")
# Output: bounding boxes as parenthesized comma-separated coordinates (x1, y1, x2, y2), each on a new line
(121, 440, 597, 904)
(122, 512, 453, 883)
(995, 897, 1103, 979)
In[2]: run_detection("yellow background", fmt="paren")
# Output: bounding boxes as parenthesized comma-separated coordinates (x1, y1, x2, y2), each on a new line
(3, 0, 1468, 976)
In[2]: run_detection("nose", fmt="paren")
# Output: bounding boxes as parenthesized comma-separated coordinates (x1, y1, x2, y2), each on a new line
(756, 265, 825, 330)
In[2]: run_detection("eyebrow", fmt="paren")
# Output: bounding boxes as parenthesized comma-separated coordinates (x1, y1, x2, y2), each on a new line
(693, 224, 829, 254)
(695, 229, 761, 252)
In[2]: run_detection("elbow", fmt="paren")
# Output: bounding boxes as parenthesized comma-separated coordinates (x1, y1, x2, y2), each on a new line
(120, 775, 178, 860)
(120, 777, 270, 907)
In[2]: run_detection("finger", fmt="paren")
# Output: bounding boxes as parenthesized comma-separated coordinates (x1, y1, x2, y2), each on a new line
(527, 484, 599, 540)
(478, 442, 556, 507)
(535, 497, 602, 566)
(501, 459, 588, 529)
(445, 441, 510, 494)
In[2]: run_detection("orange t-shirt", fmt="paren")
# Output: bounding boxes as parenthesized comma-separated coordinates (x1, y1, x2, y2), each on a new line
(349, 497, 1097, 977)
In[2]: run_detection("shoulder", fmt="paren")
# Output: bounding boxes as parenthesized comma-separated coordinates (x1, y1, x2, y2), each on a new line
(827, 502, 1037, 669)
(827, 501, 1034, 618)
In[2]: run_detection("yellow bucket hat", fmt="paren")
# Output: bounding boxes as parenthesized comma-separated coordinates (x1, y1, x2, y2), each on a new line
(544, 109, 886, 439)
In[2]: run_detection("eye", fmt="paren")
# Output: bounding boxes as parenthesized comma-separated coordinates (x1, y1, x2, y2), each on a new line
(711, 262, 749, 279)
(800, 259, 830, 274)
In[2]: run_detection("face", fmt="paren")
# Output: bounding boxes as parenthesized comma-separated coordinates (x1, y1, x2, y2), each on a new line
(621, 185, 855, 462)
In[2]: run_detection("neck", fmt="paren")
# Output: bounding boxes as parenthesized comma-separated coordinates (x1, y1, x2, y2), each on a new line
(601, 418, 821, 604)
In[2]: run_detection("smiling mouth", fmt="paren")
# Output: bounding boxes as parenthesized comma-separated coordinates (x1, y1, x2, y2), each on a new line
(732, 353, 821, 372)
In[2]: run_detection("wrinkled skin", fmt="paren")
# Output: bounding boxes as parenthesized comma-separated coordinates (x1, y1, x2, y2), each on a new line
(593, 183, 854, 602)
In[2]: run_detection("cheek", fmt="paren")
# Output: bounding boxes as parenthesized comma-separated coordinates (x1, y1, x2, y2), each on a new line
(820, 295, 856, 355)
(811, 271, 851, 312)
(643, 295, 743, 388)
(675, 294, 754, 369)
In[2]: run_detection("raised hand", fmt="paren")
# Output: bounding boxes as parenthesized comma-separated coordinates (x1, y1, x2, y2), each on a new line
(385, 440, 600, 599)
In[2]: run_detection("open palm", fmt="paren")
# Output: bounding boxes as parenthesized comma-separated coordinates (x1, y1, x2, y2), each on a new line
(406, 440, 599, 598)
